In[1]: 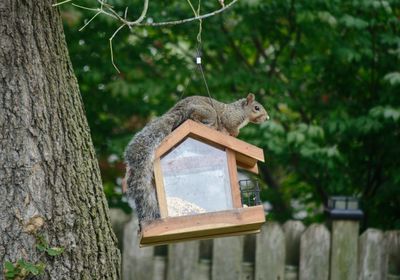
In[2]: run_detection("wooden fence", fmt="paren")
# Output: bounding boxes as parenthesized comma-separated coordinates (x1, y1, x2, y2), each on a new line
(109, 209, 400, 280)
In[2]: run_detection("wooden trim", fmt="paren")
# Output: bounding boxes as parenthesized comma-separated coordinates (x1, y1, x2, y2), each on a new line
(238, 163, 259, 174)
(226, 149, 242, 208)
(188, 134, 229, 152)
(140, 206, 265, 246)
(155, 121, 192, 158)
(235, 153, 259, 168)
(153, 158, 168, 218)
(140, 229, 261, 247)
(155, 120, 264, 164)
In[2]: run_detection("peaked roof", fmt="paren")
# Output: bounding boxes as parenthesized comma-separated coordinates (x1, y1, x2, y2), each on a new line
(155, 120, 264, 171)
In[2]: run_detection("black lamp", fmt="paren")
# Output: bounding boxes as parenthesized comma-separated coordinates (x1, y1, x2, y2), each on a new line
(325, 196, 364, 220)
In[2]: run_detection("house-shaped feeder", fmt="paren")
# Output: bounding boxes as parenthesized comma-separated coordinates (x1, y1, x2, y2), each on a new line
(140, 119, 266, 246)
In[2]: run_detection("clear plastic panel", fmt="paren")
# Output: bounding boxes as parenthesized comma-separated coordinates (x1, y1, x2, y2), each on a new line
(160, 137, 233, 217)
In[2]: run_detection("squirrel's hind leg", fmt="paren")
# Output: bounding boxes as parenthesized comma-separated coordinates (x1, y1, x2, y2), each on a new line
(189, 105, 218, 129)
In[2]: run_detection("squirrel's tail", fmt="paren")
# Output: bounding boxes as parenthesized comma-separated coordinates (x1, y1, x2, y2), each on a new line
(124, 114, 179, 227)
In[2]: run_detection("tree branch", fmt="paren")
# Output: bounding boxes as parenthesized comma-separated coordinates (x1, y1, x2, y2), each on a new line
(58, 0, 239, 28)
(54, 0, 240, 71)
(131, 0, 149, 25)
(134, 0, 238, 27)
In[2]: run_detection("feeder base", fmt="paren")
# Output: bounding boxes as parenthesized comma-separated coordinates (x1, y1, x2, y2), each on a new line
(140, 205, 265, 246)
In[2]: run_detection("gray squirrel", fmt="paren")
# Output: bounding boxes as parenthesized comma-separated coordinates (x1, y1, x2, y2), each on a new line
(124, 93, 269, 228)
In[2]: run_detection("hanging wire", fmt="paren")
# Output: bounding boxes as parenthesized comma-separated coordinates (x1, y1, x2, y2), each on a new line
(179, 0, 201, 101)
(181, 0, 215, 110)
(195, 44, 213, 102)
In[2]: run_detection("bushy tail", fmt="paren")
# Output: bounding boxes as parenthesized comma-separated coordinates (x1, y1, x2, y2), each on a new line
(124, 113, 183, 227)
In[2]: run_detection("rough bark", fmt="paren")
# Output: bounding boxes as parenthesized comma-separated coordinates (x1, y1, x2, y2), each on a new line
(0, 0, 121, 279)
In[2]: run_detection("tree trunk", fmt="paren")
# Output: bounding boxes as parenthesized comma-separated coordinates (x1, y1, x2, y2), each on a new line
(0, 1, 120, 279)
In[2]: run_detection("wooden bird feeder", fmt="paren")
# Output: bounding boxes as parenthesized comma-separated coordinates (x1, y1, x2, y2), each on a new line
(140, 120, 266, 246)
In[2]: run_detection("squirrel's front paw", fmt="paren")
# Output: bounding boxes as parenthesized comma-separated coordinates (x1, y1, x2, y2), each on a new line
(230, 130, 239, 137)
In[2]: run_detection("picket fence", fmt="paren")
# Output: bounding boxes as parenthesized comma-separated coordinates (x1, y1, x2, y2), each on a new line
(109, 209, 400, 280)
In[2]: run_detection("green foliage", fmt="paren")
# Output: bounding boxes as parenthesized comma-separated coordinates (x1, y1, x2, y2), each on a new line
(62, 0, 400, 229)
(3, 235, 64, 279)
(36, 234, 65, 256)
(3, 260, 45, 280)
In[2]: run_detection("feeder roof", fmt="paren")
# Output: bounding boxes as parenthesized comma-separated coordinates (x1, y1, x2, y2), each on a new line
(155, 120, 264, 172)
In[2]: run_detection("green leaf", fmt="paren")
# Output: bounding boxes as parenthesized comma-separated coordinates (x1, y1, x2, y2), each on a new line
(35, 262, 46, 275)
(308, 125, 324, 139)
(17, 259, 27, 266)
(338, 48, 361, 62)
(5, 271, 16, 279)
(287, 131, 305, 144)
(299, 145, 315, 157)
(21, 262, 40, 275)
(383, 107, 400, 121)
(380, 34, 400, 45)
(325, 145, 340, 158)
(317, 11, 337, 27)
(370, 106, 400, 121)
(4, 261, 15, 273)
(372, 0, 392, 13)
(340, 14, 368, 29)
(47, 247, 65, 256)
(297, 11, 316, 23)
(36, 243, 47, 252)
(262, 121, 285, 135)
(383, 72, 400, 85)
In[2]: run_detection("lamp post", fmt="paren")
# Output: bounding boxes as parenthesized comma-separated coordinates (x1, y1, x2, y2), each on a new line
(326, 196, 364, 220)
(327, 196, 364, 280)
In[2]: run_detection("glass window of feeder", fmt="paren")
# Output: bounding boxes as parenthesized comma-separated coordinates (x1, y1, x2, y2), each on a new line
(160, 137, 233, 217)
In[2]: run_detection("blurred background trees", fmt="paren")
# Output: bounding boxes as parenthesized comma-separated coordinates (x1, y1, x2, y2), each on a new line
(61, 0, 399, 229)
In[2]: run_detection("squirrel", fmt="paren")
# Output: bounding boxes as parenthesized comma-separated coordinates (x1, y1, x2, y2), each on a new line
(124, 93, 269, 228)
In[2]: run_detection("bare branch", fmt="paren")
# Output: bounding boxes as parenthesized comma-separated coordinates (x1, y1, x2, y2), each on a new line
(77, 0, 239, 28)
(186, 0, 198, 16)
(130, 0, 149, 25)
(185, 0, 203, 43)
(109, 24, 127, 73)
(53, 0, 240, 72)
(79, 11, 102, 31)
(137, 0, 238, 27)
(71, 3, 99, 12)
(124, 7, 128, 19)
(52, 0, 73, 7)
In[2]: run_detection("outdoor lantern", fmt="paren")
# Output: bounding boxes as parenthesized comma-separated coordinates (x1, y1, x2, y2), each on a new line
(140, 120, 266, 246)
(326, 196, 364, 220)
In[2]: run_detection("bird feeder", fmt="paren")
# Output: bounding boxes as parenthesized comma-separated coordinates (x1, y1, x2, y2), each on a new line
(140, 120, 266, 246)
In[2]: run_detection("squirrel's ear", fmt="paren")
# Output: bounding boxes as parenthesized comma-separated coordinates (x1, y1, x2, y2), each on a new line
(246, 93, 255, 105)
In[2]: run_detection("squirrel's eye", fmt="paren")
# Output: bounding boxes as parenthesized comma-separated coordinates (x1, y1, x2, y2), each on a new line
(254, 105, 260, 111)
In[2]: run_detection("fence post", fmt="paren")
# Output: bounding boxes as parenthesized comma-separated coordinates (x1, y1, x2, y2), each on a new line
(241, 235, 256, 280)
(283, 220, 305, 271)
(153, 256, 167, 280)
(357, 228, 385, 280)
(167, 241, 200, 280)
(197, 239, 213, 280)
(122, 213, 154, 280)
(212, 236, 244, 280)
(241, 262, 255, 280)
(385, 231, 400, 279)
(255, 222, 285, 280)
(330, 220, 360, 280)
(197, 259, 212, 280)
(299, 224, 330, 280)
